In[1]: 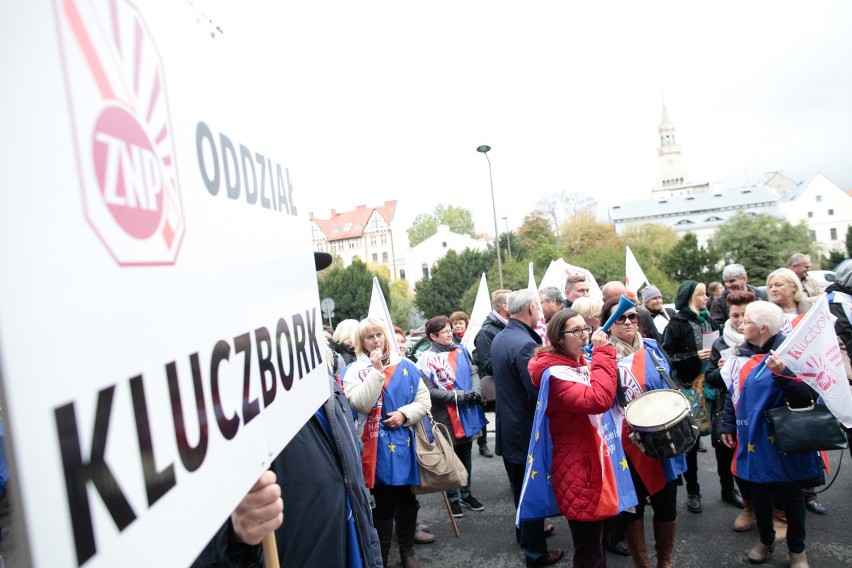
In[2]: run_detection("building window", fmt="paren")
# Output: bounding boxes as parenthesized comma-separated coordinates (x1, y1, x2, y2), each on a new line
(381, 235, 387, 245)
(809, 230, 816, 240)
(370, 236, 376, 246)
(828, 209, 834, 216)
(382, 252, 389, 264)
(348, 240, 355, 249)
(400, 269, 406, 279)
(372, 253, 378, 263)
(807, 211, 813, 218)
(422, 263, 429, 280)
(816, 195, 823, 202)
(831, 228, 838, 240)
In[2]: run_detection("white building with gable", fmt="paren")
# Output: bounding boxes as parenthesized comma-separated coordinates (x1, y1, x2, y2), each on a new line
(610, 102, 852, 255)
(405, 225, 488, 290)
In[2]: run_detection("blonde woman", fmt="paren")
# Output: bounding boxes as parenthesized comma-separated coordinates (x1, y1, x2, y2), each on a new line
(343, 318, 430, 568)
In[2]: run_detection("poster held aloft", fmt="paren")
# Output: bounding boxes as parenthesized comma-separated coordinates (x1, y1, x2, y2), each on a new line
(0, 2, 328, 566)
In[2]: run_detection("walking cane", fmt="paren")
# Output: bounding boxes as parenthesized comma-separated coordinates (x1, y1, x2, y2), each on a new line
(442, 491, 461, 537)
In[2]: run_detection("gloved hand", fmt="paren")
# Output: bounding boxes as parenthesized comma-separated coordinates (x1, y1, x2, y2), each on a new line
(465, 391, 481, 404)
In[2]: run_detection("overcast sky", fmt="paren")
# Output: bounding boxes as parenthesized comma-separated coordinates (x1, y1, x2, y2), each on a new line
(204, 0, 852, 238)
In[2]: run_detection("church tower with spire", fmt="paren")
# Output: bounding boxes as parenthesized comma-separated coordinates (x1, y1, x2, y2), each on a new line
(654, 101, 704, 197)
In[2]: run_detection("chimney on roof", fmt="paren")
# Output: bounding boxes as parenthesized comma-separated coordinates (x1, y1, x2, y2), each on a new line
(330, 209, 336, 217)
(356, 204, 366, 210)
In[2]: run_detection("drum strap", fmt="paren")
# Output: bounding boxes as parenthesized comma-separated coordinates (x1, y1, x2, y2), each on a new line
(646, 350, 680, 391)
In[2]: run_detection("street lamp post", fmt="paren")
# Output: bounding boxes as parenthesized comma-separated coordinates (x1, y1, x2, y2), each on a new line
(477, 145, 503, 288)
(502, 216, 512, 257)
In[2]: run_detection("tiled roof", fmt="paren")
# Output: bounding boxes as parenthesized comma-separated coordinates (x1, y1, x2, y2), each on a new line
(310, 201, 397, 241)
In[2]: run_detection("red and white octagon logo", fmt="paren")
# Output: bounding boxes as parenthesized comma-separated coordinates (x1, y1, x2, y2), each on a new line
(55, 0, 184, 265)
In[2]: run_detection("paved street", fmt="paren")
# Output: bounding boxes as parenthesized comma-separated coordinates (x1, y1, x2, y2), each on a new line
(399, 427, 852, 568)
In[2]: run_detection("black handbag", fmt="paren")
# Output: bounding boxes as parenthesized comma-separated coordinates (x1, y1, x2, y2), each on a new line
(764, 402, 849, 454)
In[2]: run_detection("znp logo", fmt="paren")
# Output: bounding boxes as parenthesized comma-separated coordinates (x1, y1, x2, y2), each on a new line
(55, 0, 184, 265)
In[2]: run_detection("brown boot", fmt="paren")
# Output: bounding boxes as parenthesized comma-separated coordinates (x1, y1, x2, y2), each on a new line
(773, 508, 787, 542)
(733, 500, 755, 532)
(623, 519, 651, 568)
(398, 504, 421, 568)
(374, 517, 394, 568)
(653, 520, 676, 568)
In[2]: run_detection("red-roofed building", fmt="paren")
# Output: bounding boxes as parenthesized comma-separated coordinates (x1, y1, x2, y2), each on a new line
(310, 201, 402, 277)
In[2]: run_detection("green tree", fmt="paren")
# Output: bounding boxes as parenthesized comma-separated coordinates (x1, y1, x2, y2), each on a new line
(407, 204, 476, 247)
(621, 224, 680, 297)
(318, 259, 389, 322)
(414, 248, 492, 317)
(707, 213, 815, 281)
(389, 279, 415, 330)
(846, 225, 852, 258)
(662, 232, 709, 286)
(560, 211, 622, 257)
(513, 211, 561, 271)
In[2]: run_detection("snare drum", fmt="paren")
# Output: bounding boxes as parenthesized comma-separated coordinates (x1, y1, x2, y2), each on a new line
(625, 389, 697, 460)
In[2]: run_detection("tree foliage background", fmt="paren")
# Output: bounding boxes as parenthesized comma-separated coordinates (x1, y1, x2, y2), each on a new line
(706, 212, 815, 282)
(318, 260, 390, 324)
(414, 248, 492, 317)
(407, 204, 476, 247)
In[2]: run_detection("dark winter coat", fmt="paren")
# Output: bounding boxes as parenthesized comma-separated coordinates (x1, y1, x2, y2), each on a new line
(473, 312, 507, 377)
(490, 318, 542, 464)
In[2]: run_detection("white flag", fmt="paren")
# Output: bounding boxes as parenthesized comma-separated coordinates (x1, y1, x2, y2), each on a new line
(368, 276, 401, 365)
(463, 273, 490, 352)
(773, 295, 852, 428)
(528, 262, 548, 344)
(540, 258, 603, 301)
(625, 246, 649, 294)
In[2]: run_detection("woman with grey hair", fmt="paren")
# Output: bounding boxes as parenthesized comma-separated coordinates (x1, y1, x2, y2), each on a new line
(719, 302, 823, 567)
(766, 268, 827, 515)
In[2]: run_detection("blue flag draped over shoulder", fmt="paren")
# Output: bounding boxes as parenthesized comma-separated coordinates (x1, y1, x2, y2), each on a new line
(516, 368, 638, 526)
(516, 371, 559, 524)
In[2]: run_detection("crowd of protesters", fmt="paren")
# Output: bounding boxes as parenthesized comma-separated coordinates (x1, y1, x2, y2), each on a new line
(189, 252, 852, 568)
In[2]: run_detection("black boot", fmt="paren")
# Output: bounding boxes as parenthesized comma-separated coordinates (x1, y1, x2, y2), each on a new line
(398, 503, 421, 568)
(374, 517, 394, 568)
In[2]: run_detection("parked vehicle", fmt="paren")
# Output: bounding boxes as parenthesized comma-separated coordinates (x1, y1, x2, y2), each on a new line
(810, 270, 837, 291)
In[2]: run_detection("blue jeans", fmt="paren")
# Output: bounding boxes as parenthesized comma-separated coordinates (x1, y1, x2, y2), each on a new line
(447, 441, 473, 501)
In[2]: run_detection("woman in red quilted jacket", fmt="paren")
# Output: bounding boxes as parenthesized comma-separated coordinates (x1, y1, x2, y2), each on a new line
(528, 308, 620, 567)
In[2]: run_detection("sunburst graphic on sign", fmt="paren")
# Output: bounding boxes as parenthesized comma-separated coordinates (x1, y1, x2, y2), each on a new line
(56, 0, 185, 265)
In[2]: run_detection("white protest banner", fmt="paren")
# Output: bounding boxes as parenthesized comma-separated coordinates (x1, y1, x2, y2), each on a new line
(625, 246, 650, 294)
(462, 274, 490, 352)
(773, 295, 852, 428)
(0, 2, 328, 566)
(528, 262, 548, 344)
(540, 259, 603, 301)
(368, 277, 401, 365)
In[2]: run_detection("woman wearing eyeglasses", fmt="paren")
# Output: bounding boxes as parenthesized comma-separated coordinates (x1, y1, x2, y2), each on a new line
(661, 280, 721, 516)
(417, 315, 488, 519)
(602, 296, 686, 568)
(527, 308, 622, 567)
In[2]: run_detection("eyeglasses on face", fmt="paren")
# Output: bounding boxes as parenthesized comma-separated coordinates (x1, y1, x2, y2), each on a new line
(614, 312, 638, 325)
(561, 326, 593, 338)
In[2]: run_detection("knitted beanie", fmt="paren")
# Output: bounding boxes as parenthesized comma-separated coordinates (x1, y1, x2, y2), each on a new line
(675, 280, 699, 311)
(641, 285, 662, 304)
